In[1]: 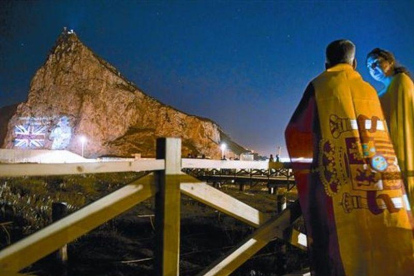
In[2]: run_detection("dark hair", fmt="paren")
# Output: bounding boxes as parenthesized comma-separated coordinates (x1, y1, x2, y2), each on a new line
(366, 48, 411, 78)
(326, 39, 355, 66)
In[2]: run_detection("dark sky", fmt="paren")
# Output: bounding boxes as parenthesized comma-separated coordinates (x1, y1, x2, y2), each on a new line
(1, 1, 413, 156)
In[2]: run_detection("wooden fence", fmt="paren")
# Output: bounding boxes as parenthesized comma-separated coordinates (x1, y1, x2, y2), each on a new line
(0, 138, 304, 276)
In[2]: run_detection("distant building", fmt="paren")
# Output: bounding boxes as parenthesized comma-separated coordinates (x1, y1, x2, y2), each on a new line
(240, 152, 254, 161)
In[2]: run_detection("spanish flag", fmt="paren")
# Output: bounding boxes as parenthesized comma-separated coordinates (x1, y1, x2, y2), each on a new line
(380, 72, 414, 211)
(285, 64, 414, 276)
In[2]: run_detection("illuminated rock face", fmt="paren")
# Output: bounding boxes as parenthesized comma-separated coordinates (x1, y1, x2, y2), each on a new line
(2, 30, 246, 158)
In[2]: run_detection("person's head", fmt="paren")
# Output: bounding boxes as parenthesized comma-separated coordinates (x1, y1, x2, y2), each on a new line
(366, 48, 410, 83)
(366, 48, 396, 82)
(325, 39, 356, 69)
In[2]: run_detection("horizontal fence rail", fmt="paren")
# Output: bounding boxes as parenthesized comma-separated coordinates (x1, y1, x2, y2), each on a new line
(0, 159, 165, 177)
(0, 138, 305, 276)
(182, 158, 288, 170)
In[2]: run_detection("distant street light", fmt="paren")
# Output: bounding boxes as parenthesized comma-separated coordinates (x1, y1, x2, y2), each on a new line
(80, 136, 87, 158)
(277, 146, 282, 162)
(220, 143, 227, 159)
(277, 146, 282, 156)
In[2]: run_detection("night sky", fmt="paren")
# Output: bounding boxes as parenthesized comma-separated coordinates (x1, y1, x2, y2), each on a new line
(1, 1, 413, 157)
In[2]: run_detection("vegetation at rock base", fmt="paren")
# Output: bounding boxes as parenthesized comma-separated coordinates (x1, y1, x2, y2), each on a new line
(0, 174, 308, 276)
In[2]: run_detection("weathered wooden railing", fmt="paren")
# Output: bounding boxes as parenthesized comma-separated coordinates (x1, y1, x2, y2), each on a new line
(183, 166, 292, 179)
(183, 164, 295, 192)
(0, 138, 304, 276)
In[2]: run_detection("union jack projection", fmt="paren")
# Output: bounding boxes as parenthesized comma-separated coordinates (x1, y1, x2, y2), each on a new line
(14, 124, 48, 148)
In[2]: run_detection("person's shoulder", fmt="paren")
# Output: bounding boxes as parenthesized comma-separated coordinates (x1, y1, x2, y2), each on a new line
(390, 73, 414, 100)
(312, 70, 327, 81)
(394, 73, 413, 87)
(303, 81, 315, 95)
(310, 70, 329, 87)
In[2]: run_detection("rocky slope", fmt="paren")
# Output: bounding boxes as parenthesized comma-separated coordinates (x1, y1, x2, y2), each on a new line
(1, 29, 246, 158)
(0, 104, 18, 148)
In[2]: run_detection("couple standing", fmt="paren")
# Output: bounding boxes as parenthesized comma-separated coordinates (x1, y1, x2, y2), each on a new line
(285, 40, 414, 276)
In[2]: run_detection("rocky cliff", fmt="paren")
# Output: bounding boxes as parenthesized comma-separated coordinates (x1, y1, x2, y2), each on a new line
(0, 104, 18, 148)
(1, 29, 246, 158)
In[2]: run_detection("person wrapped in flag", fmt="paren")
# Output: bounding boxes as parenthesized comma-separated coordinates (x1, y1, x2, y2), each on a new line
(285, 39, 414, 276)
(366, 48, 414, 211)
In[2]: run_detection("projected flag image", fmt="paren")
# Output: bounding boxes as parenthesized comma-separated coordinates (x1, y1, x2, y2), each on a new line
(14, 123, 47, 148)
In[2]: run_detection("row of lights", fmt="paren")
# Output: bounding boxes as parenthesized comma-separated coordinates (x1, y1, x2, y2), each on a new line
(78, 139, 282, 161)
(78, 140, 279, 160)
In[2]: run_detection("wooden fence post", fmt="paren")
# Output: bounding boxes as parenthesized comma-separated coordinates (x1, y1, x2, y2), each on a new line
(155, 138, 182, 276)
(52, 202, 68, 263)
(52, 202, 68, 276)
